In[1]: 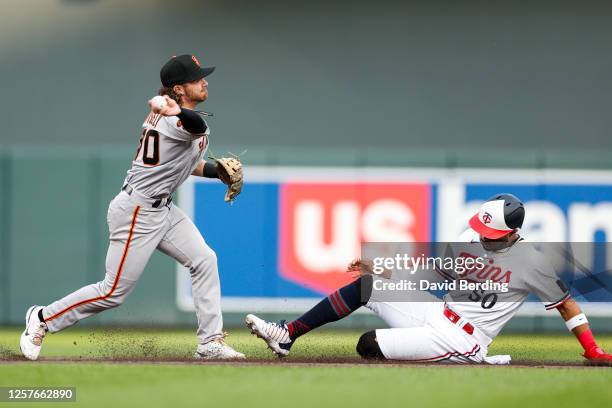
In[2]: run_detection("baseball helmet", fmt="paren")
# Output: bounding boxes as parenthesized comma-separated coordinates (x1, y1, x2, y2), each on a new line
(469, 193, 525, 239)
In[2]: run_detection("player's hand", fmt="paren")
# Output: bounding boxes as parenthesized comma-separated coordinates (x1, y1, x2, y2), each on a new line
(347, 259, 370, 278)
(347, 259, 392, 279)
(583, 345, 612, 364)
(149, 95, 181, 116)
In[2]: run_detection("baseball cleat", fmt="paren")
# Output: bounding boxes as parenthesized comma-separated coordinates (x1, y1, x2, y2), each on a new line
(194, 338, 246, 360)
(245, 314, 293, 357)
(20, 306, 48, 361)
(583, 346, 612, 366)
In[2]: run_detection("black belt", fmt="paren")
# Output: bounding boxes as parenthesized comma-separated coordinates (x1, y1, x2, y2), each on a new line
(152, 196, 172, 208)
(122, 185, 172, 208)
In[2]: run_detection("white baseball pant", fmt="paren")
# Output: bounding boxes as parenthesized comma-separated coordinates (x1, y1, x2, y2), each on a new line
(366, 297, 508, 364)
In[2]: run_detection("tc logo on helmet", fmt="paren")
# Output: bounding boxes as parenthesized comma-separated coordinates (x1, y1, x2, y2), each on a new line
(191, 55, 201, 67)
(482, 212, 492, 224)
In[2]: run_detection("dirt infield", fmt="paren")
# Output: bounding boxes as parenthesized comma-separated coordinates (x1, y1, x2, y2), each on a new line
(0, 353, 607, 368)
(3, 330, 611, 369)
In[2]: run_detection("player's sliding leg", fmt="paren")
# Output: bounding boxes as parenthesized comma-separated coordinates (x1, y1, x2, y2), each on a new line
(157, 205, 244, 360)
(356, 324, 486, 363)
(355, 330, 385, 359)
(357, 298, 489, 362)
(21, 205, 160, 361)
(245, 275, 373, 357)
(356, 302, 490, 363)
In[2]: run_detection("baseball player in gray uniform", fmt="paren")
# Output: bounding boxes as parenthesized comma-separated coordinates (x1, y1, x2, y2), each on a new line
(246, 194, 612, 364)
(20, 54, 245, 361)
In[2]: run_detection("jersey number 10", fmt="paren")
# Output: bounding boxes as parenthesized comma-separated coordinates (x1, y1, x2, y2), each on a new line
(135, 129, 160, 165)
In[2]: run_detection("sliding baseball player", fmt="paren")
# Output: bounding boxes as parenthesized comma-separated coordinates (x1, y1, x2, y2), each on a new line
(247, 194, 612, 364)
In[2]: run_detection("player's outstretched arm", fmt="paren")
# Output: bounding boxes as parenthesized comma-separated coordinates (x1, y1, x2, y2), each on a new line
(191, 158, 243, 202)
(556, 299, 612, 363)
(347, 259, 393, 279)
(149, 95, 207, 134)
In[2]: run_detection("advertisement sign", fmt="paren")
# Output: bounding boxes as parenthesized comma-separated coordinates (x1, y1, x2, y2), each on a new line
(176, 167, 612, 315)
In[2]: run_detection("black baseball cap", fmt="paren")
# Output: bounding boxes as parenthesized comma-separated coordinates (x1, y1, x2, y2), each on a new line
(160, 54, 215, 87)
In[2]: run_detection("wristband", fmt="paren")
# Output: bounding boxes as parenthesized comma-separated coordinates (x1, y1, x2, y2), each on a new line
(202, 162, 219, 179)
(565, 313, 588, 331)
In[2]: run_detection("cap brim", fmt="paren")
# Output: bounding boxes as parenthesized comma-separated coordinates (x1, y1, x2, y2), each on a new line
(200, 66, 215, 77)
(181, 66, 215, 84)
(468, 213, 513, 239)
(194, 66, 215, 80)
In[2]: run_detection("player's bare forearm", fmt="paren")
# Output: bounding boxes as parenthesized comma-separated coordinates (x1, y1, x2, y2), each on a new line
(556, 299, 589, 335)
(557, 298, 612, 362)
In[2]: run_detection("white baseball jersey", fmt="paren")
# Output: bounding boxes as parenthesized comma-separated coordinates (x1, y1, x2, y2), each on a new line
(441, 229, 570, 338)
(124, 112, 209, 198)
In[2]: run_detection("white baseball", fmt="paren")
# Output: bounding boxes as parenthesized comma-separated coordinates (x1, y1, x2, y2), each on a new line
(151, 95, 167, 110)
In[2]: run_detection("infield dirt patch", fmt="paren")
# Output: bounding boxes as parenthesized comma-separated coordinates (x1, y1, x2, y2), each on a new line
(0, 353, 605, 368)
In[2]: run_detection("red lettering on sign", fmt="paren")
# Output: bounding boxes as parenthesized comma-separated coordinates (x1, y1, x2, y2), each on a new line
(279, 183, 431, 293)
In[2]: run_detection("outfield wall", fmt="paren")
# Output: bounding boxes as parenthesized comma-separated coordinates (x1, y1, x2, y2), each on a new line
(1, 148, 612, 332)
(176, 166, 612, 315)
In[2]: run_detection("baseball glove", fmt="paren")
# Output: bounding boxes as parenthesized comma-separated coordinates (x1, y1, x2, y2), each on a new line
(213, 157, 243, 202)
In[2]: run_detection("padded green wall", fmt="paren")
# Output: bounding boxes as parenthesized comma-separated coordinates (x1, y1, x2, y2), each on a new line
(0, 147, 183, 327)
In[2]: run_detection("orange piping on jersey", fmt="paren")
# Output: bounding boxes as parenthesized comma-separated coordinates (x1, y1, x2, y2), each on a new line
(45, 206, 141, 322)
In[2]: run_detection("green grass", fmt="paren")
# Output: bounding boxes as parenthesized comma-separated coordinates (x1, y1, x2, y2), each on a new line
(1, 328, 611, 408)
(3, 364, 612, 408)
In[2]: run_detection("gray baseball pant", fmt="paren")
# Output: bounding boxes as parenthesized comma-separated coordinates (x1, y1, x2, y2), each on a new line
(42, 189, 223, 344)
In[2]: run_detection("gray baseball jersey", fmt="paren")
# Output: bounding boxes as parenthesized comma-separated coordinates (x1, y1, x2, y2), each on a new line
(442, 229, 570, 338)
(124, 112, 210, 198)
(42, 109, 223, 346)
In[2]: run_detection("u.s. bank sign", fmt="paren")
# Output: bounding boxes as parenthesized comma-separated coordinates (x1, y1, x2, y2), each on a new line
(176, 167, 612, 315)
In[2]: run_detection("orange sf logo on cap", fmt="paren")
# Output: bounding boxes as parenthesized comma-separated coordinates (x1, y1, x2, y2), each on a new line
(192, 55, 201, 67)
